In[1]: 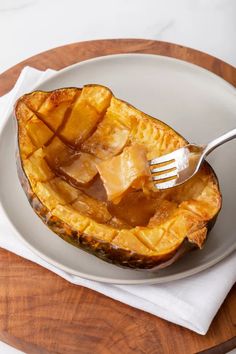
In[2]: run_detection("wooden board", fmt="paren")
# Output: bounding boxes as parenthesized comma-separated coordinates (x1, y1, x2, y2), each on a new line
(0, 39, 235, 354)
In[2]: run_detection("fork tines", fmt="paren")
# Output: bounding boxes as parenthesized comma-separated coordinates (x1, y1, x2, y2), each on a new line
(149, 151, 179, 189)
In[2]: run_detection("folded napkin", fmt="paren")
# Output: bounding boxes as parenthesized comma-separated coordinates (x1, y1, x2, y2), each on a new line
(0, 67, 235, 335)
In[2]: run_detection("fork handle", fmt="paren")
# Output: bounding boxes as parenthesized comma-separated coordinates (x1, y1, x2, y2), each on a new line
(204, 128, 236, 156)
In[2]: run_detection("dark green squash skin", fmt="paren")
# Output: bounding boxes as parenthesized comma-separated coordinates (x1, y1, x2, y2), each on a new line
(15, 89, 222, 270)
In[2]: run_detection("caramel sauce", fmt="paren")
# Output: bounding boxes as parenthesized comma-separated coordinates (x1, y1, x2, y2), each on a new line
(44, 124, 163, 228)
(35, 90, 164, 228)
(81, 175, 107, 202)
(107, 191, 160, 227)
(55, 161, 159, 227)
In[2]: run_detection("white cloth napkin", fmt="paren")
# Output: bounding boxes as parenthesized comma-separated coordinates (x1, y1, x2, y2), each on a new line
(0, 67, 235, 335)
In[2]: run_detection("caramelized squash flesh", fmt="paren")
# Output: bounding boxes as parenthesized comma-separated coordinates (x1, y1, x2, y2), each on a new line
(15, 85, 221, 269)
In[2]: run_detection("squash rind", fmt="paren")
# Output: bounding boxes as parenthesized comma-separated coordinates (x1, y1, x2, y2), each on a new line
(15, 86, 222, 270)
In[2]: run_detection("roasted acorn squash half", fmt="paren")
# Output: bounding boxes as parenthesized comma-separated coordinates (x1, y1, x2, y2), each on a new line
(15, 85, 221, 270)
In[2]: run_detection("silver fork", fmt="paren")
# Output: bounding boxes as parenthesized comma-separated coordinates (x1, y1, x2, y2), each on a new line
(149, 128, 236, 190)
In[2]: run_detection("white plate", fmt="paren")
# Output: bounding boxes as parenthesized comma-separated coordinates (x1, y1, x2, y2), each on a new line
(0, 54, 236, 284)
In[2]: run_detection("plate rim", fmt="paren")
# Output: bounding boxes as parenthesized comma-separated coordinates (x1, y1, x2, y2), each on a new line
(0, 53, 235, 284)
(25, 52, 236, 94)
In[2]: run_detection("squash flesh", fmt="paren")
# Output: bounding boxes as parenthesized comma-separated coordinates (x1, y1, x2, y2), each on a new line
(15, 85, 222, 269)
(96, 145, 150, 203)
(59, 86, 112, 146)
(59, 152, 100, 185)
(38, 88, 79, 131)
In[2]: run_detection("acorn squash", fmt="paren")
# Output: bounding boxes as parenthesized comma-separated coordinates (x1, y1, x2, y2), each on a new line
(15, 85, 222, 269)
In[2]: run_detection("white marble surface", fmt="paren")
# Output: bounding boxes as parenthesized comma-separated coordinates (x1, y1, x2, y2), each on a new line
(0, 0, 235, 353)
(0, 0, 236, 75)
